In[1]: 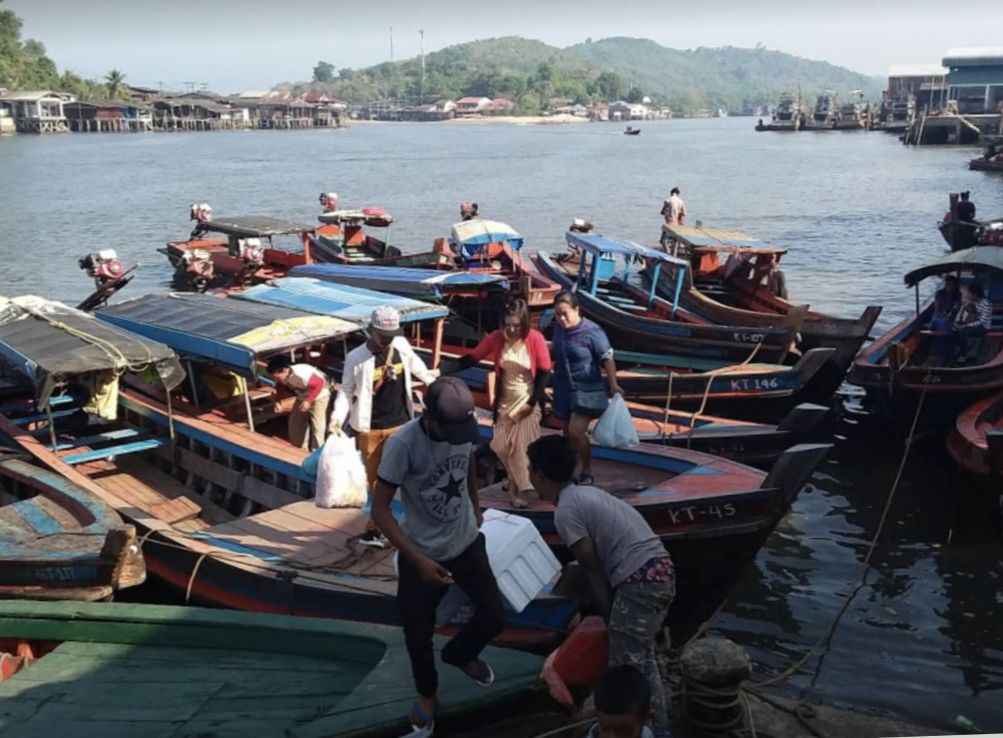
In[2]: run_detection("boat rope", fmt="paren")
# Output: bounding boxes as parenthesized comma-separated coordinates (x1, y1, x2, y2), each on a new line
(680, 675, 756, 738)
(744, 375, 931, 690)
(185, 551, 210, 603)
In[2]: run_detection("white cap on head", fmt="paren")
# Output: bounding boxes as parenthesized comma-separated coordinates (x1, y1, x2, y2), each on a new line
(370, 305, 402, 336)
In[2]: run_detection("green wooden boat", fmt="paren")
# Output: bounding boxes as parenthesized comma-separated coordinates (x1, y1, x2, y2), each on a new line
(0, 600, 545, 737)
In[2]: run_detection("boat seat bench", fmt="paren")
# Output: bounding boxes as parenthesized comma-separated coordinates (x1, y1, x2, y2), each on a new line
(61, 438, 170, 466)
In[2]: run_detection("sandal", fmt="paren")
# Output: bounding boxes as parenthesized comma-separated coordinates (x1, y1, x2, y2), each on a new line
(459, 659, 495, 687)
(408, 701, 436, 732)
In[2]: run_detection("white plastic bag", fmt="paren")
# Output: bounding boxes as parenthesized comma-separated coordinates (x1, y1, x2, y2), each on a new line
(592, 394, 640, 448)
(315, 432, 369, 508)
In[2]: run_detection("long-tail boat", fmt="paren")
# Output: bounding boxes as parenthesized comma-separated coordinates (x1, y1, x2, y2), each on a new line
(0, 435, 145, 602)
(849, 247, 1003, 427)
(948, 389, 1003, 490)
(313, 201, 451, 268)
(657, 223, 882, 397)
(535, 232, 801, 363)
(0, 600, 544, 737)
(937, 193, 1003, 251)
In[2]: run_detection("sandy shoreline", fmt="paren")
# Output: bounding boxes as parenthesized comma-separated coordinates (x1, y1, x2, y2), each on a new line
(351, 113, 590, 126)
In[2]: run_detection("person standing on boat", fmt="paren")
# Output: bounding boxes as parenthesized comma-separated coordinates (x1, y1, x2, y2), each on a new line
(372, 377, 504, 732)
(659, 187, 687, 249)
(455, 299, 553, 508)
(331, 305, 439, 548)
(265, 356, 331, 452)
(528, 435, 674, 738)
(550, 290, 623, 486)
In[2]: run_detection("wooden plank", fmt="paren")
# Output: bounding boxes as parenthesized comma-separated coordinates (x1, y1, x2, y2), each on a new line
(62, 438, 169, 466)
(107, 457, 233, 526)
(162, 445, 302, 510)
(147, 496, 202, 525)
(53, 428, 140, 451)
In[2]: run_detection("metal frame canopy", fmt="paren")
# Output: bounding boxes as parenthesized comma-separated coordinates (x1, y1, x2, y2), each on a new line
(96, 293, 356, 376)
(234, 278, 449, 325)
(661, 224, 788, 255)
(0, 295, 184, 405)
(565, 231, 686, 311)
(197, 216, 315, 238)
(288, 263, 510, 298)
(904, 246, 1003, 286)
(448, 219, 525, 259)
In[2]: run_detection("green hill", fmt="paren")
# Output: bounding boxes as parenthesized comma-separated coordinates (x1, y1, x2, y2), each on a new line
(291, 35, 883, 115)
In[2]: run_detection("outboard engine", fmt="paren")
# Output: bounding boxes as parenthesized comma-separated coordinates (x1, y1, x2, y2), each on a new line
(180, 248, 215, 292)
(319, 192, 339, 212)
(569, 217, 594, 234)
(234, 237, 265, 268)
(190, 202, 213, 223)
(78, 249, 126, 288)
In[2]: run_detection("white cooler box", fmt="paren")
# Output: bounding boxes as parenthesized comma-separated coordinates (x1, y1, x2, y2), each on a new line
(397, 508, 561, 625)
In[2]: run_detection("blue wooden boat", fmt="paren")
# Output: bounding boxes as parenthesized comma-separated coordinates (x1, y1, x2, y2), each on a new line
(0, 600, 544, 737)
(534, 232, 801, 363)
(289, 262, 511, 299)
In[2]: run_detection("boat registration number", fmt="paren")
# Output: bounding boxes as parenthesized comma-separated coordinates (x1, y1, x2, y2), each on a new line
(668, 502, 737, 525)
(732, 331, 767, 343)
(729, 377, 781, 391)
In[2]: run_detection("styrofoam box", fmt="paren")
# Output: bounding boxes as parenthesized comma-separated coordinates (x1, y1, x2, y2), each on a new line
(433, 508, 562, 625)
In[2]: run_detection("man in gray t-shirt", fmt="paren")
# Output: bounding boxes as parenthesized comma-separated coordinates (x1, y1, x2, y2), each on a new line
(373, 377, 505, 732)
(528, 435, 675, 738)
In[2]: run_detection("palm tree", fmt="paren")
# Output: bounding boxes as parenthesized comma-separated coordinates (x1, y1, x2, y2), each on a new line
(105, 69, 126, 100)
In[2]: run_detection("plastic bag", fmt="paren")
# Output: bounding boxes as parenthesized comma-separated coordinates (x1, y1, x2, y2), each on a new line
(592, 394, 639, 448)
(314, 432, 369, 508)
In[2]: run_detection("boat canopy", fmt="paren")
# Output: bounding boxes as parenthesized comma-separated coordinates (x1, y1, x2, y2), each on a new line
(289, 263, 510, 298)
(317, 208, 394, 228)
(198, 216, 315, 238)
(905, 246, 1003, 286)
(235, 278, 449, 325)
(96, 293, 356, 376)
(661, 224, 788, 254)
(566, 232, 686, 313)
(449, 220, 525, 259)
(0, 296, 184, 405)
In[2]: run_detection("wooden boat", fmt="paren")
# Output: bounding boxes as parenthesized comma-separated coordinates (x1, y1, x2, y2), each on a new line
(314, 205, 451, 268)
(938, 193, 1003, 251)
(969, 156, 1003, 173)
(69, 291, 576, 649)
(657, 224, 882, 397)
(755, 92, 804, 131)
(476, 429, 832, 639)
(535, 232, 800, 364)
(0, 600, 543, 737)
(624, 126, 641, 135)
(0, 436, 145, 601)
(947, 389, 1003, 484)
(849, 247, 1003, 426)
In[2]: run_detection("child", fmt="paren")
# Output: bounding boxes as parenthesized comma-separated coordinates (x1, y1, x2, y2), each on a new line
(589, 665, 655, 738)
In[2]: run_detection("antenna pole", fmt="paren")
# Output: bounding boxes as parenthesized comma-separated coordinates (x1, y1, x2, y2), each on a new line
(419, 27, 426, 105)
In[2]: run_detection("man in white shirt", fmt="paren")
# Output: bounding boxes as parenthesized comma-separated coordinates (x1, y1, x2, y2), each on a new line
(265, 355, 331, 451)
(331, 305, 439, 546)
(659, 187, 687, 249)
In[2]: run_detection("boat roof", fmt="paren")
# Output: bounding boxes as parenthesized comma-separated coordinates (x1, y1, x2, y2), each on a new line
(565, 232, 685, 265)
(235, 278, 449, 325)
(0, 296, 183, 404)
(199, 216, 314, 238)
(904, 246, 1003, 286)
(288, 263, 510, 298)
(449, 219, 525, 251)
(661, 224, 788, 254)
(97, 293, 356, 375)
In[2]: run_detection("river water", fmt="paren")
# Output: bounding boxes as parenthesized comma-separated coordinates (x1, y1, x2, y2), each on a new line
(1, 118, 1001, 731)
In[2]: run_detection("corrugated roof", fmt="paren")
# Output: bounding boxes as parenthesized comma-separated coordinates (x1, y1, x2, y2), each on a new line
(888, 64, 948, 78)
(943, 47, 1003, 65)
(0, 90, 72, 102)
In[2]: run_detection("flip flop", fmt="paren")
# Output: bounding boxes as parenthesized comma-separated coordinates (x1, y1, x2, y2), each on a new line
(408, 702, 435, 733)
(509, 496, 529, 509)
(460, 659, 495, 687)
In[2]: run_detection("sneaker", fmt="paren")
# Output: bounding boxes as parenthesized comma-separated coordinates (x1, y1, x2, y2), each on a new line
(358, 531, 387, 549)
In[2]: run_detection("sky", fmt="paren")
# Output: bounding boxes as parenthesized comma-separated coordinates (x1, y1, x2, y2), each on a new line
(8, 0, 1003, 92)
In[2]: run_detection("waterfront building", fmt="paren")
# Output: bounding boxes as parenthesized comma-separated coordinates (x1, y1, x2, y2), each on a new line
(455, 96, 492, 116)
(886, 64, 949, 112)
(64, 101, 155, 133)
(944, 47, 1003, 114)
(0, 90, 73, 133)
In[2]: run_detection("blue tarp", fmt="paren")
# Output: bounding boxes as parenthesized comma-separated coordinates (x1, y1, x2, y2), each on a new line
(565, 232, 685, 265)
(235, 278, 449, 325)
(289, 264, 509, 298)
(97, 293, 356, 375)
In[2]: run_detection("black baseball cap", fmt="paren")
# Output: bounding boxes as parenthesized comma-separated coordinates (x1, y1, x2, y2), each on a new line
(425, 377, 479, 444)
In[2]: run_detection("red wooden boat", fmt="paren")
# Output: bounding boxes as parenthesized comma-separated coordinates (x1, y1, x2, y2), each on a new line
(947, 389, 1003, 482)
(657, 224, 882, 397)
(849, 247, 1003, 427)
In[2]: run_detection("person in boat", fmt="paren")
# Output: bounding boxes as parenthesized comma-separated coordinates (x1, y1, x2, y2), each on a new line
(265, 355, 331, 451)
(455, 298, 553, 509)
(588, 665, 656, 738)
(372, 377, 504, 733)
(459, 201, 479, 221)
(550, 290, 623, 486)
(528, 435, 674, 738)
(932, 275, 962, 330)
(753, 252, 788, 300)
(659, 187, 687, 248)
(957, 191, 976, 222)
(331, 305, 439, 548)
(952, 282, 993, 361)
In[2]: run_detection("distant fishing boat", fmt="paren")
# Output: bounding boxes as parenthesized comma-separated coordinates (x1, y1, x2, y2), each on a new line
(624, 125, 641, 135)
(0, 600, 544, 737)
